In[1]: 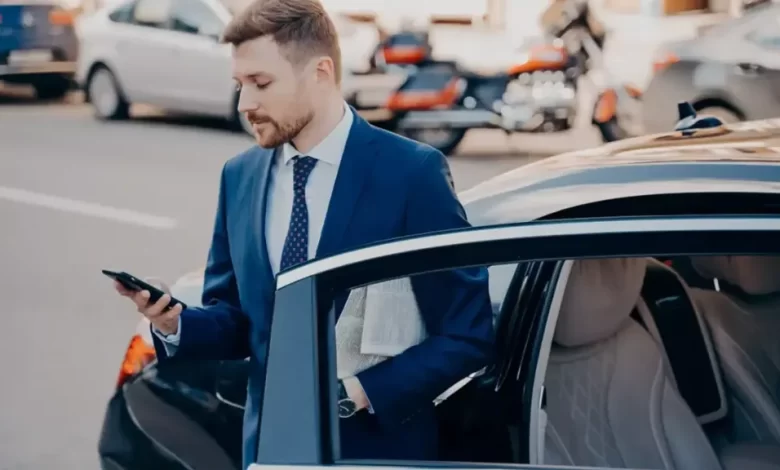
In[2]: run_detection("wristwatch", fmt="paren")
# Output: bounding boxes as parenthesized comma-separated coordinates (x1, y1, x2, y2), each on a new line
(337, 380, 357, 419)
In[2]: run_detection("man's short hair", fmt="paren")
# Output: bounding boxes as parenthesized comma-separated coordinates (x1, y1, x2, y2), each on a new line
(222, 0, 342, 84)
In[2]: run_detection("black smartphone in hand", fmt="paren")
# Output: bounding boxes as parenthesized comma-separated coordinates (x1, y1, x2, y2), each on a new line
(102, 269, 188, 310)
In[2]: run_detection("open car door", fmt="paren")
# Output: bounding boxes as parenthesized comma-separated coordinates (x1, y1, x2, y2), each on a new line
(249, 215, 780, 470)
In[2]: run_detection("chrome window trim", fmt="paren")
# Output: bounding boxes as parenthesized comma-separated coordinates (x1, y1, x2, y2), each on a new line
(527, 260, 573, 465)
(277, 216, 780, 288)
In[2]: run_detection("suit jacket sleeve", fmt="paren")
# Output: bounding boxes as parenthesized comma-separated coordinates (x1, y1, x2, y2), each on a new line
(355, 148, 495, 426)
(151, 163, 251, 361)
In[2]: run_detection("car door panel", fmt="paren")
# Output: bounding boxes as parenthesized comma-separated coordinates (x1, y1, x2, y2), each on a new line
(118, 0, 178, 104)
(254, 216, 780, 470)
(164, 0, 234, 117)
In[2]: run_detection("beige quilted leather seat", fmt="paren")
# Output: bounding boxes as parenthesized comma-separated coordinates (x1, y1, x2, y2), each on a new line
(543, 257, 724, 469)
(691, 256, 780, 444)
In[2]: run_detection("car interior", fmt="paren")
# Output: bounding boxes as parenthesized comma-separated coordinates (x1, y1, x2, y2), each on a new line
(435, 254, 780, 470)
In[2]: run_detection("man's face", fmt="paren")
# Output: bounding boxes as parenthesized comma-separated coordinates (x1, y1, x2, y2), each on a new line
(233, 36, 316, 148)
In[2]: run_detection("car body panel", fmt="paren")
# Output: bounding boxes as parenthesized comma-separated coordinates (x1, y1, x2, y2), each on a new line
(106, 117, 780, 469)
(643, 3, 780, 133)
(0, 2, 78, 81)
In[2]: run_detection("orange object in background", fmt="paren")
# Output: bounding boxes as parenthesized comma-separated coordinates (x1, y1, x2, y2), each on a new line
(116, 334, 156, 388)
(653, 50, 680, 74)
(594, 85, 642, 123)
(49, 9, 75, 26)
(507, 44, 568, 75)
(386, 77, 462, 111)
(381, 45, 428, 65)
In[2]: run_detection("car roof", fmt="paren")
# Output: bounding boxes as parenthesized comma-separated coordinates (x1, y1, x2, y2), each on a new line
(461, 119, 780, 226)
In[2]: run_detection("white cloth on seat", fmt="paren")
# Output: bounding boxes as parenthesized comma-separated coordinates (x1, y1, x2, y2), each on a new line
(335, 277, 427, 379)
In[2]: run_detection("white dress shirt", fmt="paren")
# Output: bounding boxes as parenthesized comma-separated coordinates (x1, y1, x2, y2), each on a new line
(154, 102, 353, 350)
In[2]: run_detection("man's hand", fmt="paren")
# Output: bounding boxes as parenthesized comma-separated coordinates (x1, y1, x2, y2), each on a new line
(114, 278, 182, 336)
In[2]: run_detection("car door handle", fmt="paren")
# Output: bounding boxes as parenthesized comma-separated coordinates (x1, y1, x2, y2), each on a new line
(735, 62, 765, 75)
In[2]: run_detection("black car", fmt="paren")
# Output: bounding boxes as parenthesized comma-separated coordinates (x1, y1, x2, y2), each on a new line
(100, 114, 780, 470)
(0, 1, 79, 99)
(642, 2, 780, 133)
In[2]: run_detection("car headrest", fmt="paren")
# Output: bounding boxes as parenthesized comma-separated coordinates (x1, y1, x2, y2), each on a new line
(555, 257, 647, 347)
(691, 256, 780, 296)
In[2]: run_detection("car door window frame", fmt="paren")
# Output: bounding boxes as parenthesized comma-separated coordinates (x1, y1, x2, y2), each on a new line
(129, 0, 172, 29)
(253, 215, 780, 469)
(166, 0, 226, 38)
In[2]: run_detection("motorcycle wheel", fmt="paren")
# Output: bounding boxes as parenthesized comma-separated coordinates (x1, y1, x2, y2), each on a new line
(398, 128, 467, 156)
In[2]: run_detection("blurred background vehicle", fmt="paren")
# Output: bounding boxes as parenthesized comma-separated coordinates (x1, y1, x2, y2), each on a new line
(75, 0, 254, 133)
(642, 1, 780, 133)
(0, 0, 80, 100)
(75, 0, 397, 136)
(367, 0, 645, 155)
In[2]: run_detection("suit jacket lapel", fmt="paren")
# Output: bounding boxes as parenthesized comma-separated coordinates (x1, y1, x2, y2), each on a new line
(250, 147, 276, 297)
(317, 110, 377, 259)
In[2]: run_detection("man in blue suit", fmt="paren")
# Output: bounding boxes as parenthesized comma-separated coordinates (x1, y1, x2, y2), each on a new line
(114, 0, 494, 467)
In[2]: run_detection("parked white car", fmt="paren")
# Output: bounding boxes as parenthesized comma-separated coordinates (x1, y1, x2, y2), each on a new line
(75, 0, 382, 135)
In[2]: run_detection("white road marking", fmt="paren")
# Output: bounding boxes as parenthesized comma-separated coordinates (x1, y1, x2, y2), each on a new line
(0, 186, 178, 230)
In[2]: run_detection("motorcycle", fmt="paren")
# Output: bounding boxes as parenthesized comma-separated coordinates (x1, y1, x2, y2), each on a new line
(364, 0, 643, 155)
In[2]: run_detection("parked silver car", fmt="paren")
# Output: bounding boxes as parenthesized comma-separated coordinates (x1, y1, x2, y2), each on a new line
(75, 0, 383, 135)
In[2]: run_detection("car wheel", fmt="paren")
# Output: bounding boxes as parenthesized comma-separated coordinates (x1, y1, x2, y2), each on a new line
(32, 76, 71, 101)
(87, 67, 129, 120)
(696, 106, 741, 124)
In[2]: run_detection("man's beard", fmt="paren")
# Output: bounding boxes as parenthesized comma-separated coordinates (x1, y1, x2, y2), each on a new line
(247, 110, 314, 148)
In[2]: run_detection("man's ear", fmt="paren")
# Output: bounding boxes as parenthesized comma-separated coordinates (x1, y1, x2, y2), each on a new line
(314, 56, 337, 83)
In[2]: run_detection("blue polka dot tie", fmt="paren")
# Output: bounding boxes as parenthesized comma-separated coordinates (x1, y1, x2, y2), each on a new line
(280, 156, 318, 272)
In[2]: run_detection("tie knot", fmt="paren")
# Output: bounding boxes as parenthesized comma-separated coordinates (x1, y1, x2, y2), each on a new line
(293, 156, 317, 187)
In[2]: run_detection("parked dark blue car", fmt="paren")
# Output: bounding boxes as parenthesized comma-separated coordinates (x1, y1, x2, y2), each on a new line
(0, 1, 78, 99)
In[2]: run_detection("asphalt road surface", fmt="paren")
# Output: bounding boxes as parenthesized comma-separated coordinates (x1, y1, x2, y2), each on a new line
(0, 89, 601, 470)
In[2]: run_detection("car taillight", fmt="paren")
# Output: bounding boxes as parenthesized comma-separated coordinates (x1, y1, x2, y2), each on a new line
(652, 51, 679, 74)
(116, 334, 156, 388)
(49, 9, 74, 26)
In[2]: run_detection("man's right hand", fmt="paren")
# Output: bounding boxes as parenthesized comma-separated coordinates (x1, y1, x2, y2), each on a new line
(114, 280, 183, 336)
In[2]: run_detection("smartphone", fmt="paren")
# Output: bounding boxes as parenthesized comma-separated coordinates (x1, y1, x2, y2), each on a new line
(102, 269, 188, 310)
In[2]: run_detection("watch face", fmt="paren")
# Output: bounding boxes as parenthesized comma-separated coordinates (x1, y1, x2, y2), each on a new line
(338, 398, 357, 418)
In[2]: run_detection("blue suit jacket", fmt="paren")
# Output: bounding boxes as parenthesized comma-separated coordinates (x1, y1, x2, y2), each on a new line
(152, 112, 494, 466)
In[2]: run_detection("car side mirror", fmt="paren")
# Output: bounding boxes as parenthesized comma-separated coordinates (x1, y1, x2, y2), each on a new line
(215, 359, 249, 409)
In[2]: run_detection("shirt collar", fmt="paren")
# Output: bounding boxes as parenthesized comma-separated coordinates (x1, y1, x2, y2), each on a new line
(281, 101, 353, 166)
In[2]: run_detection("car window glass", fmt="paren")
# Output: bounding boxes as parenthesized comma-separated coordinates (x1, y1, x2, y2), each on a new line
(327, 262, 520, 460)
(107, 0, 135, 23)
(169, 0, 224, 37)
(132, 0, 171, 28)
(746, 14, 780, 49)
(488, 262, 520, 321)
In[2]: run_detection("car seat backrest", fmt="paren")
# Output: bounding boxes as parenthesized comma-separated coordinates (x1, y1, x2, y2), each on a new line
(636, 258, 728, 425)
(690, 256, 780, 444)
(544, 257, 723, 470)
(692, 256, 780, 297)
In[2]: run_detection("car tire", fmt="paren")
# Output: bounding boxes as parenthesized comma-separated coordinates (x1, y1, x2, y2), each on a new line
(696, 106, 741, 124)
(32, 76, 71, 101)
(87, 66, 130, 121)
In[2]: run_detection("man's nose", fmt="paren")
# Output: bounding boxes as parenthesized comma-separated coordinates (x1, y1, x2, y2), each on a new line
(237, 88, 260, 113)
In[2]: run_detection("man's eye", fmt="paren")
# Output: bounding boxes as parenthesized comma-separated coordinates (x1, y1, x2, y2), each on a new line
(256, 82, 270, 90)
